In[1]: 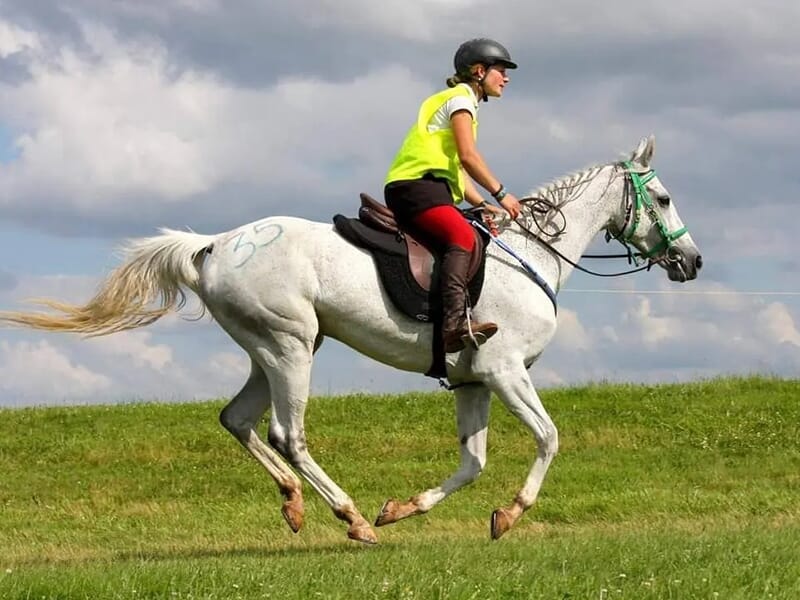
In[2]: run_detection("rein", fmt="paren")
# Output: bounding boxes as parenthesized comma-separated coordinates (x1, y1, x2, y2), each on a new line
(517, 195, 656, 278)
(516, 163, 687, 278)
(471, 219, 558, 310)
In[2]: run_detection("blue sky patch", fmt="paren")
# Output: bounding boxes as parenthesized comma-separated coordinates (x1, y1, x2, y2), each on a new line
(0, 124, 21, 164)
(0, 224, 116, 276)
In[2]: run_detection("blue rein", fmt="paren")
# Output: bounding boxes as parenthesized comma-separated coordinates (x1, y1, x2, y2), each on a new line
(470, 219, 558, 314)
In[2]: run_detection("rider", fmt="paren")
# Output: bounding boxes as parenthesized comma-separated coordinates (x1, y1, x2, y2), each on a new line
(384, 38, 522, 353)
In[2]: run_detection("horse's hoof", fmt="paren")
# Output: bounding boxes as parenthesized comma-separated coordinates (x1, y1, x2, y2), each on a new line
(491, 508, 513, 540)
(281, 497, 304, 533)
(348, 522, 378, 545)
(374, 499, 400, 527)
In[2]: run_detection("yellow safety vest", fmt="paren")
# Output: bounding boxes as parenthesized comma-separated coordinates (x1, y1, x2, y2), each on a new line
(385, 86, 478, 203)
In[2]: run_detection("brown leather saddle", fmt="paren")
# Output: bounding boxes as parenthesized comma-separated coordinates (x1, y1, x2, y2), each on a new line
(360, 193, 485, 287)
(333, 194, 489, 377)
(333, 193, 488, 321)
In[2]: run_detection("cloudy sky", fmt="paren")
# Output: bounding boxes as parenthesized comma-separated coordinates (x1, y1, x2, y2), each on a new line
(1, 1, 798, 407)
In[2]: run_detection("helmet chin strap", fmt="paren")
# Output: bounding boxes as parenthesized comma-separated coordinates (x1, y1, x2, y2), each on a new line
(470, 73, 489, 102)
(478, 80, 489, 102)
(472, 64, 497, 102)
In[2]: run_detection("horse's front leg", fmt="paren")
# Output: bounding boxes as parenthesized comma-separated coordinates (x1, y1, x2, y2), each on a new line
(375, 384, 490, 527)
(485, 363, 558, 539)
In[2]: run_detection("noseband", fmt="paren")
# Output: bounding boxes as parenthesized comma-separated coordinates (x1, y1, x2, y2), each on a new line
(615, 161, 689, 260)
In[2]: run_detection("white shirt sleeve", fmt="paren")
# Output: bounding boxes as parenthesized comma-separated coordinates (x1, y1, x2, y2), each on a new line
(427, 94, 477, 132)
(444, 95, 477, 121)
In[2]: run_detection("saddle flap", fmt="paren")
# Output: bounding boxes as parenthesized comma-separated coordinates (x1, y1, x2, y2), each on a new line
(333, 214, 406, 256)
(359, 193, 398, 233)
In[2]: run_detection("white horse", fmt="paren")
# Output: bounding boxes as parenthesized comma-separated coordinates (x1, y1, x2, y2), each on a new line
(1, 135, 701, 543)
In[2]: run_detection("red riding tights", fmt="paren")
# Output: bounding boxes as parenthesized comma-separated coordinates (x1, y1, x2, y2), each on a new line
(412, 204, 474, 252)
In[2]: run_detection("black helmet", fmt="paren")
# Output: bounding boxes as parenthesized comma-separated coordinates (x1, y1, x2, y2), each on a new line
(453, 38, 517, 76)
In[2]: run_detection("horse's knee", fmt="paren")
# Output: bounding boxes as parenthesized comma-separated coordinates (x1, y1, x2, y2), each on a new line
(540, 424, 559, 458)
(283, 434, 309, 467)
(267, 424, 307, 466)
(267, 426, 289, 458)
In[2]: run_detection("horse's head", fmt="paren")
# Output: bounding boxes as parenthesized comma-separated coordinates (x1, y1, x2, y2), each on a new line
(609, 135, 703, 282)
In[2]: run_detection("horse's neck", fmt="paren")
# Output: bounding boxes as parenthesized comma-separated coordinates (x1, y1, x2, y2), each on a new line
(504, 165, 621, 290)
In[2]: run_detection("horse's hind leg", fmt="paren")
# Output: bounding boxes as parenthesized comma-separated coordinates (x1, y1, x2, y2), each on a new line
(219, 357, 305, 533)
(375, 383, 491, 526)
(255, 334, 378, 545)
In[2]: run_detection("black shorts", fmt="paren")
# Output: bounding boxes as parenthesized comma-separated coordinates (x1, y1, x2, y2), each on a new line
(384, 174, 454, 228)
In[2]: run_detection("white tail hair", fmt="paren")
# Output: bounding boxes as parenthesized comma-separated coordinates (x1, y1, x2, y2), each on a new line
(0, 228, 216, 336)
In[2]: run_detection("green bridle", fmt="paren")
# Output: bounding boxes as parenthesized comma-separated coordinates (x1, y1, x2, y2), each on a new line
(620, 160, 689, 260)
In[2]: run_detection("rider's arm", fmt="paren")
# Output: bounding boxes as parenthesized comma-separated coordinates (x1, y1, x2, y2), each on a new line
(451, 111, 521, 219)
(463, 176, 487, 207)
(464, 176, 505, 218)
(451, 110, 502, 195)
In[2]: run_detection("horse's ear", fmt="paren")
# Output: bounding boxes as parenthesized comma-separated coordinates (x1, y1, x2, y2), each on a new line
(632, 135, 656, 167)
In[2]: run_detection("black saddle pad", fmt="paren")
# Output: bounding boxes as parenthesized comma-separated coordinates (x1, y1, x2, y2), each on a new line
(333, 214, 487, 323)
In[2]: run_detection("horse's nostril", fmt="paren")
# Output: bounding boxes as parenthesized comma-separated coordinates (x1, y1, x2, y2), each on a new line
(695, 255, 703, 270)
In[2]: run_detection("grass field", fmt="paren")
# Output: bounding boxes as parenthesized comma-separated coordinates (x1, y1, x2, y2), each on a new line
(1, 377, 798, 599)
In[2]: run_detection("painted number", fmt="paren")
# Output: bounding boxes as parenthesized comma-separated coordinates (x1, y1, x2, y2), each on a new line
(226, 221, 284, 268)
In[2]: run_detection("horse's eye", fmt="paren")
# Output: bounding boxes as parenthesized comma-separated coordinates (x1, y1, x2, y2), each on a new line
(657, 194, 671, 207)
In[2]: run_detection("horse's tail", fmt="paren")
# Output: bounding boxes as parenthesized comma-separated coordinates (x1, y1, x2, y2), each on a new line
(0, 228, 217, 336)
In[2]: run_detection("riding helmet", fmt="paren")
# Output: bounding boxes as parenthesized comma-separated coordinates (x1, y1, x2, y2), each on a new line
(453, 38, 518, 75)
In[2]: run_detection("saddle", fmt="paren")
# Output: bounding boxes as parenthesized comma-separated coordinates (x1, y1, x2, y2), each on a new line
(333, 194, 490, 377)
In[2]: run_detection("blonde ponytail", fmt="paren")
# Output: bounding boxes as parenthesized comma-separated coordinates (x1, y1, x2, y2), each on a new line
(446, 73, 466, 87)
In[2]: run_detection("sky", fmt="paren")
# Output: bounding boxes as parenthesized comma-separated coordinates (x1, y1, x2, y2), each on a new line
(0, 1, 798, 407)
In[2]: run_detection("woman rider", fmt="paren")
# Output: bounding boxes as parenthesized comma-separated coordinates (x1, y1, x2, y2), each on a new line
(384, 38, 522, 353)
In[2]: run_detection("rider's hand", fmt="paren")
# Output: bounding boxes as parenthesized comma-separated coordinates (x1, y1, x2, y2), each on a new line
(481, 209, 500, 236)
(483, 203, 505, 217)
(499, 193, 522, 220)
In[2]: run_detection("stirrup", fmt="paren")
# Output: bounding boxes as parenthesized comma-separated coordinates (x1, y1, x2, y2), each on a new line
(463, 307, 487, 350)
(461, 331, 489, 350)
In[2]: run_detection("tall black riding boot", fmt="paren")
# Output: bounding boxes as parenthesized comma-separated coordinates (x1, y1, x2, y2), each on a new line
(440, 245, 498, 353)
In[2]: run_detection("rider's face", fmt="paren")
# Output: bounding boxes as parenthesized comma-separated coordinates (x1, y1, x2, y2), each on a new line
(481, 65, 509, 98)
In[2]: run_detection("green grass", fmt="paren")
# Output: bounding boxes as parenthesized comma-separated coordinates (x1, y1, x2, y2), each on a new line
(0, 377, 798, 599)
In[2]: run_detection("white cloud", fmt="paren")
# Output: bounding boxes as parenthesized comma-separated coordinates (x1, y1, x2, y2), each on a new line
(208, 351, 249, 380)
(0, 328, 247, 406)
(552, 308, 591, 351)
(622, 297, 685, 348)
(285, 0, 481, 41)
(89, 331, 173, 370)
(538, 287, 800, 385)
(495, 1, 799, 46)
(756, 302, 800, 347)
(0, 20, 431, 217)
(0, 20, 39, 58)
(0, 339, 112, 399)
(530, 365, 565, 387)
(2, 24, 220, 203)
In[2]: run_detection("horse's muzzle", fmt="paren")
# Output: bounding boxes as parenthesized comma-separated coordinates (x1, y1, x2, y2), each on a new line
(666, 247, 702, 282)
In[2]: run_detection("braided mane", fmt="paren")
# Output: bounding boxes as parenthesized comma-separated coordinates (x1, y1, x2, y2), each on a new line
(519, 164, 611, 234)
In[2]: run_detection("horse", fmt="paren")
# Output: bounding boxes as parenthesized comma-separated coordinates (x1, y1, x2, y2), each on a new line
(0, 135, 702, 543)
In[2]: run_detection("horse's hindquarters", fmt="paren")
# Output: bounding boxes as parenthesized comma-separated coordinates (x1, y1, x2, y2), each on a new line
(199, 217, 434, 375)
